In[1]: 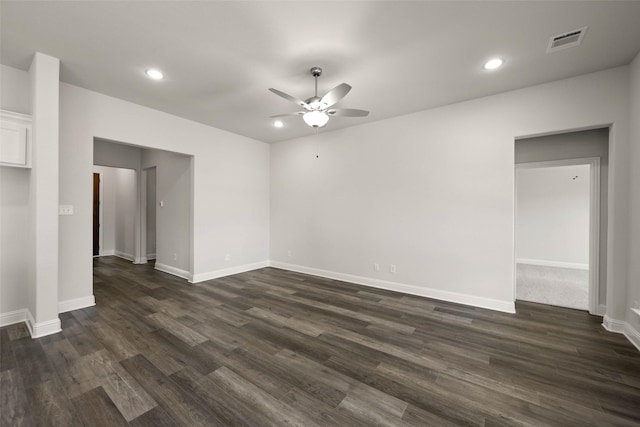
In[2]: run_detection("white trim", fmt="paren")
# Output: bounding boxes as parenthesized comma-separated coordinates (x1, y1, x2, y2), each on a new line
(625, 323, 640, 351)
(99, 249, 115, 256)
(602, 316, 640, 352)
(0, 109, 32, 124)
(597, 304, 607, 316)
(190, 261, 271, 283)
(25, 310, 61, 338)
(134, 257, 147, 264)
(0, 309, 28, 327)
(147, 253, 156, 260)
(58, 295, 96, 314)
(114, 250, 134, 261)
(515, 157, 601, 315)
(270, 261, 516, 314)
(602, 315, 626, 333)
(155, 263, 192, 281)
(516, 258, 589, 270)
(631, 307, 640, 318)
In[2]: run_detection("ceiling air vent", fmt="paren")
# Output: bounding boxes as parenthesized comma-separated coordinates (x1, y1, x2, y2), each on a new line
(547, 27, 587, 53)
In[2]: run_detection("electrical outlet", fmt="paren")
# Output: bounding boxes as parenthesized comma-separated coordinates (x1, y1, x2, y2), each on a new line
(173, 253, 178, 261)
(225, 253, 231, 261)
(390, 264, 397, 273)
(374, 263, 380, 271)
(287, 250, 292, 257)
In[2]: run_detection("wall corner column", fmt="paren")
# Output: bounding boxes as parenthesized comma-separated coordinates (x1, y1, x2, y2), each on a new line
(28, 52, 61, 338)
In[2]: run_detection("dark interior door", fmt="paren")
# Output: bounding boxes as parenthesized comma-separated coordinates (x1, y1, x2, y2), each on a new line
(93, 173, 100, 256)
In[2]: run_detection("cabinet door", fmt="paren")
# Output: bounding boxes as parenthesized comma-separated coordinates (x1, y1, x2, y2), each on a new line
(0, 121, 28, 167)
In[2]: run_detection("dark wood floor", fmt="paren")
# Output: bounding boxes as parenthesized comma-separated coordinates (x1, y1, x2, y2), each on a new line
(2, 256, 640, 426)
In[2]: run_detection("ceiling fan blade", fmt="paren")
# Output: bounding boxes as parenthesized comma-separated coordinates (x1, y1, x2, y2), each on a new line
(268, 88, 309, 109)
(269, 112, 304, 118)
(327, 108, 369, 117)
(320, 83, 352, 108)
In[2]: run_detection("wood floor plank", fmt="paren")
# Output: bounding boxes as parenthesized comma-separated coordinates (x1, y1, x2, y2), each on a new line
(2, 257, 639, 426)
(0, 369, 33, 427)
(208, 366, 322, 427)
(25, 379, 82, 427)
(0, 329, 17, 372)
(86, 350, 158, 422)
(11, 337, 57, 389)
(71, 386, 129, 427)
(120, 354, 214, 426)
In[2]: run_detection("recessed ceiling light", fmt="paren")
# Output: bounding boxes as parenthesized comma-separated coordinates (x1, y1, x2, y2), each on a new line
(484, 58, 504, 70)
(145, 69, 164, 80)
(274, 120, 284, 128)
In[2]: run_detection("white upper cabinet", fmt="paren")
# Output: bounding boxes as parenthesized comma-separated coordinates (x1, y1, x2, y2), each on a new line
(0, 110, 32, 168)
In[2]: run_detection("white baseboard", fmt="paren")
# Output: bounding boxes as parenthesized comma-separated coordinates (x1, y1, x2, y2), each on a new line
(114, 250, 134, 261)
(58, 295, 96, 314)
(517, 258, 589, 270)
(190, 261, 270, 283)
(602, 315, 640, 351)
(270, 261, 516, 314)
(597, 304, 607, 316)
(155, 263, 192, 281)
(0, 309, 28, 327)
(25, 310, 61, 338)
(626, 323, 640, 351)
(602, 315, 626, 333)
(99, 249, 115, 256)
(147, 253, 156, 260)
(134, 257, 147, 264)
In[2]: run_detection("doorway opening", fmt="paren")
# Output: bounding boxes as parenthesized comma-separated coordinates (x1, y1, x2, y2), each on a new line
(93, 172, 100, 256)
(92, 137, 193, 282)
(515, 158, 600, 313)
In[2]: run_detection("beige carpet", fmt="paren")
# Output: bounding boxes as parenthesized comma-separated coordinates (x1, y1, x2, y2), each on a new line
(516, 263, 589, 310)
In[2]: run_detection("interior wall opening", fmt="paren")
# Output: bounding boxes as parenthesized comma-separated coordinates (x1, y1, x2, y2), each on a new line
(92, 165, 137, 260)
(514, 128, 609, 315)
(515, 162, 593, 311)
(92, 138, 193, 283)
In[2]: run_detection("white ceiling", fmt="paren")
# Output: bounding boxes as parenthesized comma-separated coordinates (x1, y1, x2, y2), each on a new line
(2, 1, 640, 143)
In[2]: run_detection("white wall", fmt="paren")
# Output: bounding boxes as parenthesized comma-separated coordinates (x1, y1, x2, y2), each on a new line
(114, 168, 136, 259)
(142, 150, 190, 273)
(1, 64, 30, 114)
(146, 167, 156, 258)
(28, 53, 61, 337)
(516, 165, 590, 267)
(0, 167, 30, 314)
(59, 80, 270, 305)
(627, 51, 640, 344)
(271, 67, 630, 315)
(0, 65, 30, 318)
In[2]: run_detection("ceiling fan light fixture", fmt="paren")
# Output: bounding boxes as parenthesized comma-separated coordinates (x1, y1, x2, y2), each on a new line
(303, 110, 329, 128)
(273, 120, 284, 128)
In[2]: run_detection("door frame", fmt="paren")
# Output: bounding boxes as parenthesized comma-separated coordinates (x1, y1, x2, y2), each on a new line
(515, 157, 601, 315)
(93, 171, 104, 257)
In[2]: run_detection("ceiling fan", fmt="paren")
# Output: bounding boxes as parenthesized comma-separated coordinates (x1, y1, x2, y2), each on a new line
(269, 67, 369, 128)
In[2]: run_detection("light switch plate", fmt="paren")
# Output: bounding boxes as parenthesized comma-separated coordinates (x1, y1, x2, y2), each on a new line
(59, 205, 74, 215)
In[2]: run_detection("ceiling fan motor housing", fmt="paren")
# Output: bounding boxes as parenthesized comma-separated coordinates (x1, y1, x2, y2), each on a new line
(310, 67, 322, 77)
